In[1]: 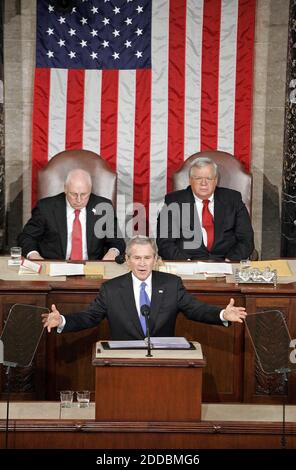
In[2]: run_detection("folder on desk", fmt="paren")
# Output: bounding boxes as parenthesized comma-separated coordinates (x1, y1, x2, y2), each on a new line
(105, 337, 192, 350)
(250, 260, 292, 277)
(48, 263, 84, 276)
(84, 263, 104, 277)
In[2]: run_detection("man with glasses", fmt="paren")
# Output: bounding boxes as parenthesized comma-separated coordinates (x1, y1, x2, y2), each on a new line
(157, 157, 254, 261)
(17, 168, 125, 260)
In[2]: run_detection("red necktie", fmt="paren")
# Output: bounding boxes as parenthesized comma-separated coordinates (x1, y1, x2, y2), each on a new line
(70, 209, 82, 260)
(202, 199, 214, 251)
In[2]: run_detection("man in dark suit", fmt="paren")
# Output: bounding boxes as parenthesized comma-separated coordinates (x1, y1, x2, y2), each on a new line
(157, 157, 254, 261)
(43, 236, 247, 340)
(17, 168, 125, 260)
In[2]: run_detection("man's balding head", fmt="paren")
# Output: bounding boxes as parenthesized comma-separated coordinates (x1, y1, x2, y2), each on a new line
(64, 169, 92, 209)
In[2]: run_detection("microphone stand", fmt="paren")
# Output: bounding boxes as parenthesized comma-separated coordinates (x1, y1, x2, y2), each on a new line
(144, 315, 152, 358)
(3, 361, 17, 450)
(140, 305, 153, 357)
(5, 365, 11, 449)
(275, 367, 291, 449)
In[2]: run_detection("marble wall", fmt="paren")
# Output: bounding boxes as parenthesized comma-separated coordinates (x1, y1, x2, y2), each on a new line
(251, 0, 289, 258)
(1, 0, 291, 258)
(4, 0, 35, 250)
(282, 0, 296, 257)
(0, 1, 4, 252)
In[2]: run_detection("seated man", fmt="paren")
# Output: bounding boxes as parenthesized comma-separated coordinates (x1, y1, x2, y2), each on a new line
(17, 168, 125, 260)
(157, 157, 254, 261)
(43, 236, 247, 340)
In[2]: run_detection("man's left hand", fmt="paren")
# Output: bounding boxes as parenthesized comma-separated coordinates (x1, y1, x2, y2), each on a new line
(102, 249, 118, 261)
(223, 298, 247, 323)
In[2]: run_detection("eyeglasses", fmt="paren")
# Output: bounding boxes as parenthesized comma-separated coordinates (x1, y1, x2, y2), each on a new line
(68, 192, 90, 199)
(191, 176, 216, 183)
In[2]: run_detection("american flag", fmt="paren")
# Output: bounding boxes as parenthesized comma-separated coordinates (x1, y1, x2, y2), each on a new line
(32, 0, 256, 235)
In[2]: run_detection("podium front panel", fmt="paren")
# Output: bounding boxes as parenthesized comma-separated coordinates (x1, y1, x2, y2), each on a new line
(93, 341, 205, 422)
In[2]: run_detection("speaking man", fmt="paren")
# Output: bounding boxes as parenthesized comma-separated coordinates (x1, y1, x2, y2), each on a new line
(43, 236, 247, 340)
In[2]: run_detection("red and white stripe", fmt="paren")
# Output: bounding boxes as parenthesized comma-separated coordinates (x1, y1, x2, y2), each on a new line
(32, 0, 256, 235)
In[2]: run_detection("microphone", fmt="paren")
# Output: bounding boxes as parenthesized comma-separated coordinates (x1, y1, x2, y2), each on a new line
(115, 254, 125, 264)
(140, 304, 152, 357)
(140, 304, 150, 318)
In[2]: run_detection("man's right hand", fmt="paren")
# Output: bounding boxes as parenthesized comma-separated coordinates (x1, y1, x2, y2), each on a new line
(42, 304, 62, 332)
(27, 251, 44, 260)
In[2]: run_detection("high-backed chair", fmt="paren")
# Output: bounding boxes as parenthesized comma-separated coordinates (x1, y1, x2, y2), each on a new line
(37, 149, 117, 207)
(173, 150, 252, 214)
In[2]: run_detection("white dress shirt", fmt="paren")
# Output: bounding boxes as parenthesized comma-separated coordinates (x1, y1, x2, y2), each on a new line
(132, 273, 152, 319)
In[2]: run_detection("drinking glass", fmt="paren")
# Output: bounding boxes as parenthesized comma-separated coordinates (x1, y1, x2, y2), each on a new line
(10, 246, 22, 265)
(76, 390, 90, 408)
(60, 390, 74, 408)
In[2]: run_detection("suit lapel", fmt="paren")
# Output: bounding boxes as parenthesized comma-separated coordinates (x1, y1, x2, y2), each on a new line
(119, 273, 144, 336)
(150, 272, 165, 334)
(213, 188, 226, 245)
(183, 187, 198, 232)
(86, 194, 96, 255)
(189, 187, 200, 233)
(53, 195, 67, 258)
(185, 187, 205, 250)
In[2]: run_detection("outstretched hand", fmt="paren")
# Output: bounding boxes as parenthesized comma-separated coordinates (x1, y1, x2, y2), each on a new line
(223, 298, 247, 323)
(42, 304, 62, 332)
(102, 249, 117, 260)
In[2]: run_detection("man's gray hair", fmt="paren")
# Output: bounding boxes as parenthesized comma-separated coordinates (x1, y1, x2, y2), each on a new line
(189, 157, 218, 178)
(65, 168, 92, 187)
(126, 235, 158, 257)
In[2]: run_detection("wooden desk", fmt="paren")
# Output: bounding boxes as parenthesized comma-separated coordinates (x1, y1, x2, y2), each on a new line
(0, 265, 296, 404)
(1, 402, 296, 449)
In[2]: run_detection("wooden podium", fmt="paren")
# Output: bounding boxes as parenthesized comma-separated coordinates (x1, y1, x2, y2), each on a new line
(92, 341, 206, 422)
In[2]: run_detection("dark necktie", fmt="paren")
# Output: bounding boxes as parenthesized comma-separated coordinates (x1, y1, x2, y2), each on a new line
(139, 282, 150, 335)
(70, 209, 82, 260)
(202, 199, 214, 251)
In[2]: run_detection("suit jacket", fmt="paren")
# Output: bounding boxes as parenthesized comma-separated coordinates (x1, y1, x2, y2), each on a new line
(156, 186, 254, 261)
(17, 193, 125, 259)
(63, 271, 223, 340)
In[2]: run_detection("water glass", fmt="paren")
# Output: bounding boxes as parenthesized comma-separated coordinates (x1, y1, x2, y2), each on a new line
(10, 246, 22, 265)
(60, 390, 74, 408)
(76, 390, 90, 408)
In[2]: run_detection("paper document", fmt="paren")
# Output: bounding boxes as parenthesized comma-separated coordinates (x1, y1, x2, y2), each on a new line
(196, 262, 233, 274)
(250, 260, 292, 277)
(49, 263, 85, 276)
(18, 265, 39, 276)
(149, 337, 191, 348)
(107, 337, 191, 349)
(160, 261, 232, 275)
(162, 263, 196, 275)
(20, 259, 42, 274)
